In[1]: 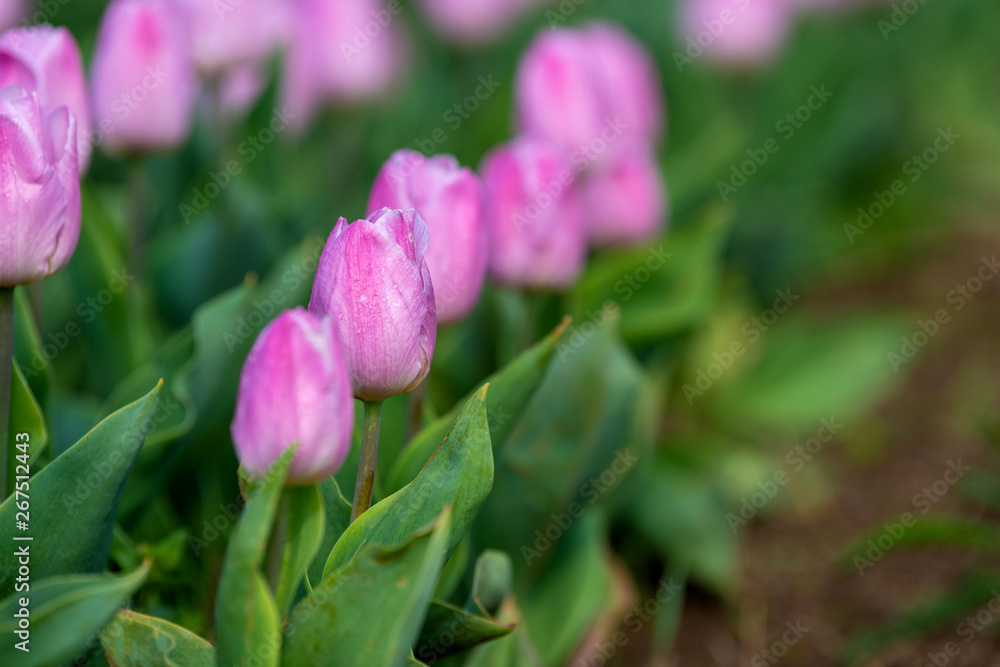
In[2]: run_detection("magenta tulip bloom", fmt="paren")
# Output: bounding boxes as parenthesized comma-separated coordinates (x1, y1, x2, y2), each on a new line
(515, 23, 665, 156)
(480, 139, 586, 290)
(678, 0, 792, 66)
(416, 0, 533, 43)
(179, 0, 287, 75)
(309, 208, 436, 401)
(0, 85, 80, 286)
(282, 0, 406, 129)
(585, 142, 668, 247)
(368, 150, 487, 324)
(231, 308, 354, 485)
(0, 26, 92, 172)
(90, 0, 197, 153)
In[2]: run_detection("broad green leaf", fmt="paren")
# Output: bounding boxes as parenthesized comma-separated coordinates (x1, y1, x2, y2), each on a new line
(0, 562, 149, 667)
(475, 318, 647, 568)
(435, 534, 470, 600)
(275, 485, 324, 615)
(386, 321, 567, 493)
(325, 386, 493, 577)
(712, 315, 907, 430)
(283, 510, 452, 667)
(413, 601, 514, 662)
(215, 449, 294, 667)
(0, 382, 162, 597)
(520, 513, 613, 667)
(6, 361, 47, 495)
(306, 477, 352, 589)
(568, 207, 730, 343)
(102, 609, 216, 667)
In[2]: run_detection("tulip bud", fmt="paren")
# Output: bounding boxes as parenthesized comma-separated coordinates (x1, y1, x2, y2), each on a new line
(416, 0, 533, 43)
(0, 85, 80, 286)
(90, 0, 197, 153)
(678, 0, 791, 66)
(480, 139, 586, 290)
(179, 0, 287, 75)
(281, 0, 407, 129)
(368, 150, 487, 324)
(231, 308, 354, 485)
(309, 208, 436, 401)
(0, 26, 93, 172)
(585, 142, 668, 247)
(515, 24, 665, 156)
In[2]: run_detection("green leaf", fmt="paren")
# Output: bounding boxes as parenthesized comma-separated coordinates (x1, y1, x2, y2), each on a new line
(520, 513, 612, 667)
(275, 485, 324, 615)
(215, 448, 295, 667)
(568, 207, 730, 343)
(475, 318, 647, 568)
(325, 386, 493, 577)
(0, 562, 149, 667)
(413, 601, 514, 662)
(101, 609, 216, 667)
(306, 477, 352, 589)
(386, 321, 567, 493)
(6, 361, 47, 494)
(841, 515, 1000, 568)
(460, 598, 542, 667)
(0, 382, 162, 597)
(283, 509, 453, 667)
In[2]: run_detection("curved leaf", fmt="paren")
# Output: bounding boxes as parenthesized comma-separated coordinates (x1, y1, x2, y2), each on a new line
(102, 609, 216, 667)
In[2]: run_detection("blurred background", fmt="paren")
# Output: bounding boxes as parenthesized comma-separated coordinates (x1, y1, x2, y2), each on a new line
(8, 0, 1000, 664)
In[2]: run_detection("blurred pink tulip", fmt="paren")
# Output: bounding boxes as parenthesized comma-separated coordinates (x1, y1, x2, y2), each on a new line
(217, 62, 267, 117)
(480, 138, 587, 290)
(231, 308, 355, 485)
(0, 85, 80, 286)
(416, 0, 534, 43)
(179, 0, 288, 75)
(0, 0, 24, 32)
(368, 150, 487, 324)
(677, 0, 793, 67)
(585, 142, 668, 247)
(282, 0, 407, 129)
(309, 208, 436, 401)
(515, 23, 665, 156)
(91, 0, 197, 153)
(0, 26, 92, 172)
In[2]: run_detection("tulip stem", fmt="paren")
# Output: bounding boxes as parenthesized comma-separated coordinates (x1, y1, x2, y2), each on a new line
(0, 287, 14, 499)
(351, 400, 383, 523)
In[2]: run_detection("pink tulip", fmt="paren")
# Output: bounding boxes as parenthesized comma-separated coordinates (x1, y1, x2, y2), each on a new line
(179, 0, 288, 75)
(0, 0, 25, 32)
(231, 308, 355, 485)
(416, 0, 534, 43)
(0, 26, 93, 172)
(678, 0, 792, 67)
(91, 0, 197, 153)
(480, 138, 586, 290)
(309, 208, 436, 401)
(368, 150, 487, 324)
(585, 142, 667, 247)
(0, 85, 80, 286)
(282, 0, 407, 129)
